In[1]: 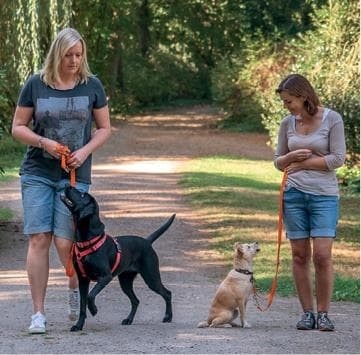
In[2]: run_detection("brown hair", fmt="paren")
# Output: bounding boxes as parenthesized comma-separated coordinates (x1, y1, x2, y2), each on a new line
(276, 74, 320, 115)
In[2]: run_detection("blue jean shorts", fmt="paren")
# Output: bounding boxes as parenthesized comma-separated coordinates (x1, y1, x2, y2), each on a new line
(21, 174, 90, 240)
(283, 187, 339, 240)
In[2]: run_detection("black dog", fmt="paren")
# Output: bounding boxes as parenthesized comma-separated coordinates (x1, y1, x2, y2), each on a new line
(60, 186, 175, 331)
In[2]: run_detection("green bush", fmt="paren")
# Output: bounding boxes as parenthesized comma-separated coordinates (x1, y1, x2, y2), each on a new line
(211, 54, 266, 132)
(111, 50, 209, 113)
(337, 166, 360, 195)
(261, 0, 359, 163)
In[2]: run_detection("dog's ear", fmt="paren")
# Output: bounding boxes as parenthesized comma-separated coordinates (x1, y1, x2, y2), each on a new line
(234, 242, 244, 256)
(78, 204, 95, 220)
(78, 196, 97, 220)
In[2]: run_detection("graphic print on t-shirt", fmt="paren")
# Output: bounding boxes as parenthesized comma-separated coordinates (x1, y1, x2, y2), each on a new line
(36, 96, 89, 158)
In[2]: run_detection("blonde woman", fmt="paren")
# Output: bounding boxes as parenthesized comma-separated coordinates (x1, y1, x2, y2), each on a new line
(12, 28, 111, 334)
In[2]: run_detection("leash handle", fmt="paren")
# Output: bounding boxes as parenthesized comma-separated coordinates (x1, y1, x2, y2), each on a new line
(254, 171, 288, 312)
(56, 143, 76, 187)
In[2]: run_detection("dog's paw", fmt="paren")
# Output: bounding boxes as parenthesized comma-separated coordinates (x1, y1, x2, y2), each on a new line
(121, 318, 133, 325)
(162, 313, 172, 323)
(197, 321, 209, 328)
(70, 325, 83, 332)
(242, 321, 252, 328)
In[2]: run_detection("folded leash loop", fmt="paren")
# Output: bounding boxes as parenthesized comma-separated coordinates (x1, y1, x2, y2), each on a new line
(56, 143, 76, 187)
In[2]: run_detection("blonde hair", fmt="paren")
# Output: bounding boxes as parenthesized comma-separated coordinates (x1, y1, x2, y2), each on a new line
(276, 74, 320, 116)
(40, 28, 91, 86)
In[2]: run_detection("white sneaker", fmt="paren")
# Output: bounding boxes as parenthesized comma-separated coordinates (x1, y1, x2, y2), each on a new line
(28, 311, 46, 334)
(68, 288, 79, 321)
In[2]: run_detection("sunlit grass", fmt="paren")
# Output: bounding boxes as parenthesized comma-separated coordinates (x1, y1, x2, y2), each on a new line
(179, 156, 360, 302)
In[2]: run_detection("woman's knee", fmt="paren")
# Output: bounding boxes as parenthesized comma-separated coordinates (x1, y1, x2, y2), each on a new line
(29, 233, 52, 250)
(313, 251, 332, 268)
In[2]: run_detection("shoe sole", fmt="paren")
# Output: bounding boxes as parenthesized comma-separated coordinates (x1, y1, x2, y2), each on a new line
(29, 328, 46, 334)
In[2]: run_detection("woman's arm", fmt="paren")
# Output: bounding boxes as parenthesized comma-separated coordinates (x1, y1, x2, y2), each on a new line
(274, 118, 312, 171)
(12, 106, 64, 159)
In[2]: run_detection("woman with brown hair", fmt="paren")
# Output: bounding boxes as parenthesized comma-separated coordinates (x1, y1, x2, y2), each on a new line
(274, 73, 346, 331)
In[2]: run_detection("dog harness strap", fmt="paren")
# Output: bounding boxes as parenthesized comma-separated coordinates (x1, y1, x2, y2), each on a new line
(76, 235, 104, 249)
(110, 236, 122, 274)
(73, 234, 122, 280)
(75, 234, 106, 259)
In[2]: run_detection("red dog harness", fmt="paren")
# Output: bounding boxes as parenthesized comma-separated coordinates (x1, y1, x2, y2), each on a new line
(72, 233, 122, 281)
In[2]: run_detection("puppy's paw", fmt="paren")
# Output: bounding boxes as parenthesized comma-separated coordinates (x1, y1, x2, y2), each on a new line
(242, 320, 252, 328)
(197, 321, 209, 328)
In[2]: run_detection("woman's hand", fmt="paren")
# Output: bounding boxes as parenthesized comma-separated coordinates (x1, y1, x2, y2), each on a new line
(285, 162, 304, 174)
(66, 147, 90, 169)
(291, 149, 312, 162)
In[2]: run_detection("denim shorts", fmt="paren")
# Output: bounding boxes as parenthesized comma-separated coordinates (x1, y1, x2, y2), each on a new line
(21, 174, 89, 239)
(283, 187, 339, 240)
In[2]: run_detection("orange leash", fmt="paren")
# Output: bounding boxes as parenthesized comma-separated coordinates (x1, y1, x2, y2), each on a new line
(56, 143, 76, 277)
(66, 244, 75, 277)
(56, 143, 76, 187)
(254, 171, 288, 311)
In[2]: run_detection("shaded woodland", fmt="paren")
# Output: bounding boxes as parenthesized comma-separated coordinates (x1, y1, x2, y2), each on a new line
(0, 0, 359, 163)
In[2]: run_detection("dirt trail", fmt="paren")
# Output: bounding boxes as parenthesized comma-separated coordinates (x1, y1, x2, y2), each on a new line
(0, 106, 359, 354)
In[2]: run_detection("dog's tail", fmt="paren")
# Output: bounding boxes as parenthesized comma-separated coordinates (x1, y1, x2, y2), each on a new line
(146, 214, 176, 244)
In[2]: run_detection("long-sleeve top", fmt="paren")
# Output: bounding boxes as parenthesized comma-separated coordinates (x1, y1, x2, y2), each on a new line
(274, 108, 346, 196)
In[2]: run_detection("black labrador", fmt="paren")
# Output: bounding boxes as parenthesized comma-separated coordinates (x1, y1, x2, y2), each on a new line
(60, 186, 175, 331)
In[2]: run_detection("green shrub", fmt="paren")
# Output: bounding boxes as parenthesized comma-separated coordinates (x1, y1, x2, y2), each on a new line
(337, 166, 360, 195)
(261, 0, 359, 165)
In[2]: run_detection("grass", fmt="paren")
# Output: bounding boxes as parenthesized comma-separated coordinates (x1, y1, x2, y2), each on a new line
(0, 136, 25, 221)
(179, 156, 360, 303)
(0, 135, 26, 182)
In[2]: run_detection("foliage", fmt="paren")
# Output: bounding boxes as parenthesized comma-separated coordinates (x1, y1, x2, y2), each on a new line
(179, 156, 360, 301)
(337, 166, 360, 196)
(0, 0, 358, 164)
(211, 0, 359, 166)
(0, 135, 26, 176)
(261, 0, 359, 164)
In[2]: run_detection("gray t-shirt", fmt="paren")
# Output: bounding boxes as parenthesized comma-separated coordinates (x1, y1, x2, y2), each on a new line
(17, 74, 107, 184)
(274, 108, 346, 196)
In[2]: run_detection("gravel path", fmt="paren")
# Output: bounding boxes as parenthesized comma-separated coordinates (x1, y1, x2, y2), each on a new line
(0, 106, 359, 354)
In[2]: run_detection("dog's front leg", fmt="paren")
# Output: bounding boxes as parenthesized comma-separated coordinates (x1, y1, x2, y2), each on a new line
(238, 302, 251, 328)
(87, 275, 113, 316)
(71, 278, 90, 332)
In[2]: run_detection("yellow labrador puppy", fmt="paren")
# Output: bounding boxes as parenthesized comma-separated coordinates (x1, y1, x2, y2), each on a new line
(198, 242, 260, 328)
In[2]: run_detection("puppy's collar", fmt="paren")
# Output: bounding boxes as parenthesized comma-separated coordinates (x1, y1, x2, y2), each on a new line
(235, 268, 254, 283)
(235, 268, 253, 275)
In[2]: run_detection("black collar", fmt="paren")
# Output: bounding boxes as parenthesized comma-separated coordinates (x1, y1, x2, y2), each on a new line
(235, 268, 254, 283)
(235, 268, 253, 275)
